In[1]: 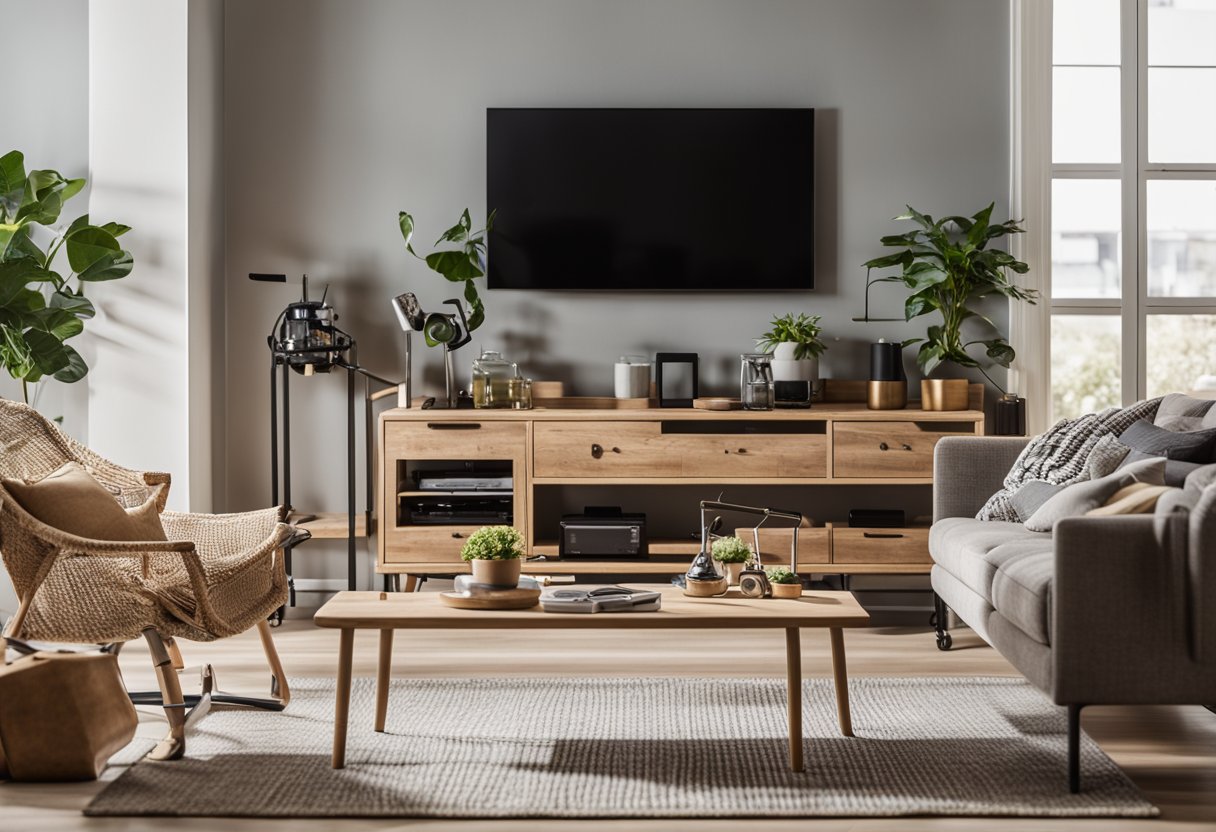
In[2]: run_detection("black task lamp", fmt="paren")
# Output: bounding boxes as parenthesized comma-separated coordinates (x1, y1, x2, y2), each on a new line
(389, 292, 472, 408)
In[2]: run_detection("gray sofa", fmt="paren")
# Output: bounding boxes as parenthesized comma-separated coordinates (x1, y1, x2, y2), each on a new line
(929, 435, 1216, 792)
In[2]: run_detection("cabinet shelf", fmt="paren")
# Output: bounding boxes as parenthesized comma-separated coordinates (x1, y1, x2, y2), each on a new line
(288, 511, 368, 539)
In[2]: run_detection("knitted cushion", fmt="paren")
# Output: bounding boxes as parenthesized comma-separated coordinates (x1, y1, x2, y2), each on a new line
(976, 398, 1162, 522)
(3, 462, 166, 542)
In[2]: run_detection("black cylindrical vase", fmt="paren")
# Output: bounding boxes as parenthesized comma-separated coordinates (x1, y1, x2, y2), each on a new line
(995, 394, 1027, 436)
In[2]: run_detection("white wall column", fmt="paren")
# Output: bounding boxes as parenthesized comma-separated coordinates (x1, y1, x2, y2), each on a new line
(87, 0, 223, 511)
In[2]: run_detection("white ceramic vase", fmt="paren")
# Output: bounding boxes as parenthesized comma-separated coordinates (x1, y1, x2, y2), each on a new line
(770, 342, 818, 385)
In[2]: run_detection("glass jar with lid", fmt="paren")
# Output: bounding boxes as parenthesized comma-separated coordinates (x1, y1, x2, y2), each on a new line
(471, 350, 520, 408)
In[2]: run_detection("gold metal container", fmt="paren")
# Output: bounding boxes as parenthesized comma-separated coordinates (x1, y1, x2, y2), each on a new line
(920, 379, 970, 411)
(867, 380, 907, 410)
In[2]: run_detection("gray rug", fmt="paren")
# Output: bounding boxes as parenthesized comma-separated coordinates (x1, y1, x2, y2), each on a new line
(86, 676, 1157, 818)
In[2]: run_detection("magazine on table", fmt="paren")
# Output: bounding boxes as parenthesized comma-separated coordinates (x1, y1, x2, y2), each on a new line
(540, 585, 662, 614)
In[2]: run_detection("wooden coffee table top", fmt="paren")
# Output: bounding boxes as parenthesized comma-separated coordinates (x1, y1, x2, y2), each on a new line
(315, 586, 870, 630)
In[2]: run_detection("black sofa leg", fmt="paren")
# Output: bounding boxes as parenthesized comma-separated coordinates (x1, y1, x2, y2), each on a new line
(1068, 703, 1084, 793)
(932, 591, 953, 650)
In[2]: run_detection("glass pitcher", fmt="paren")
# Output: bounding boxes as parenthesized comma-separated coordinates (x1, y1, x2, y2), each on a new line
(740, 353, 774, 411)
(471, 350, 520, 409)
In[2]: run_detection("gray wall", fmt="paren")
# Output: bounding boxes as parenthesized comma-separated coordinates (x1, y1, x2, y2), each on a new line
(223, 0, 1010, 586)
(0, 0, 89, 617)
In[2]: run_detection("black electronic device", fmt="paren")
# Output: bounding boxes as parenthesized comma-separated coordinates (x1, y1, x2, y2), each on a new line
(559, 508, 648, 559)
(774, 380, 812, 409)
(403, 496, 513, 526)
(487, 108, 814, 292)
(847, 509, 906, 528)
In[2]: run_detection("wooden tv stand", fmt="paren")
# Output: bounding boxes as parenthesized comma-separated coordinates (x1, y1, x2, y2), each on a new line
(376, 383, 984, 586)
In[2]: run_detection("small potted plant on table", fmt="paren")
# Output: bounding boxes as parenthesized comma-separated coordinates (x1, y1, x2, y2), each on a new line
(461, 525, 525, 588)
(711, 536, 753, 585)
(766, 567, 803, 599)
(755, 313, 828, 391)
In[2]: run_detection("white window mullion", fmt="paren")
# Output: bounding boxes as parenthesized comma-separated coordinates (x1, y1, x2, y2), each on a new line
(1123, 0, 1143, 404)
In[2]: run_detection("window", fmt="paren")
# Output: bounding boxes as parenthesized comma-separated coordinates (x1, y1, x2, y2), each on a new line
(1049, 0, 1216, 420)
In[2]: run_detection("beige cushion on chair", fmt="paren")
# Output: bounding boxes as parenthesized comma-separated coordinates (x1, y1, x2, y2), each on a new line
(3, 462, 166, 542)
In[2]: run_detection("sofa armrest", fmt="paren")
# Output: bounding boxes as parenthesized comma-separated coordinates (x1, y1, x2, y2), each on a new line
(932, 436, 1029, 521)
(1052, 514, 1213, 705)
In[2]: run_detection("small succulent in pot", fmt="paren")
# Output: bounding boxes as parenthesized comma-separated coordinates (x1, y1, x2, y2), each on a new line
(460, 525, 525, 588)
(766, 567, 803, 598)
(755, 312, 827, 387)
(712, 536, 753, 585)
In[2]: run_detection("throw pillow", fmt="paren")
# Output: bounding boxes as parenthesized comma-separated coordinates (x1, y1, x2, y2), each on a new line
(1118, 419, 1216, 462)
(1185, 463, 1216, 494)
(976, 397, 1162, 522)
(2, 461, 166, 542)
(1085, 481, 1177, 516)
(1086, 433, 1131, 478)
(1007, 480, 1064, 523)
(1024, 455, 1166, 532)
(1153, 392, 1216, 431)
(1119, 449, 1202, 487)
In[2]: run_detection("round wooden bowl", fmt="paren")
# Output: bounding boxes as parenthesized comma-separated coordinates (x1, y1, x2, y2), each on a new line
(683, 576, 729, 597)
(439, 587, 541, 610)
(771, 582, 803, 599)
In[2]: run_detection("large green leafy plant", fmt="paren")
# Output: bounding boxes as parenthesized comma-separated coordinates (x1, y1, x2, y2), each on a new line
(0, 150, 134, 402)
(862, 203, 1036, 390)
(397, 208, 494, 345)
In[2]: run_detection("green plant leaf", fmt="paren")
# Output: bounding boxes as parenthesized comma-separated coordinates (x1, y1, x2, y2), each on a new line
(435, 209, 472, 246)
(23, 328, 70, 375)
(66, 226, 120, 274)
(31, 308, 84, 340)
(861, 251, 910, 269)
(0, 259, 55, 305)
(398, 211, 417, 255)
(99, 221, 131, 237)
(984, 340, 1016, 367)
(52, 343, 87, 382)
(76, 248, 133, 282)
(463, 279, 484, 332)
(485, 208, 497, 233)
(49, 289, 95, 319)
(425, 250, 483, 280)
(0, 151, 26, 221)
(422, 312, 456, 346)
(904, 294, 934, 320)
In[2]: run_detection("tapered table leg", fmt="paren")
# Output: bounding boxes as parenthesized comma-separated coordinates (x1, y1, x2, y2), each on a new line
(375, 629, 394, 732)
(785, 627, 804, 772)
(332, 628, 355, 769)
(829, 627, 854, 737)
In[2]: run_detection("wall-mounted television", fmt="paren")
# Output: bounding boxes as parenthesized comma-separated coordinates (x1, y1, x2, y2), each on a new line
(486, 108, 814, 292)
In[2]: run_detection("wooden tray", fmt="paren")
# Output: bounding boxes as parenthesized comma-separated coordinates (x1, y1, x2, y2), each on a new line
(693, 397, 742, 411)
(533, 396, 653, 410)
(439, 588, 541, 610)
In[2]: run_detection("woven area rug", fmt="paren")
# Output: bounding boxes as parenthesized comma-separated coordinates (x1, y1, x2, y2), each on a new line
(86, 676, 1157, 819)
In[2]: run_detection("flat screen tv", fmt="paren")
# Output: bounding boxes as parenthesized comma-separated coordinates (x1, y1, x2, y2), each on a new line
(486, 108, 814, 292)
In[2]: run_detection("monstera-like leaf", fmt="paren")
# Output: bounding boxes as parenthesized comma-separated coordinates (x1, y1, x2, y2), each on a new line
(397, 208, 495, 343)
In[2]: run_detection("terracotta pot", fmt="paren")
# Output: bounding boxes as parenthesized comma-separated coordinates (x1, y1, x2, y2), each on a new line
(470, 558, 521, 588)
(920, 378, 970, 411)
(771, 581, 803, 599)
(721, 562, 745, 586)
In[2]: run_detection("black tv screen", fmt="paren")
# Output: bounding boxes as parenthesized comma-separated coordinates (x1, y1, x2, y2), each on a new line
(486, 108, 814, 292)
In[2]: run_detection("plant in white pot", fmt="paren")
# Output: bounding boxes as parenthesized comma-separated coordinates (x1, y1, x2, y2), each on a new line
(711, 536, 752, 585)
(755, 313, 827, 392)
(460, 525, 525, 589)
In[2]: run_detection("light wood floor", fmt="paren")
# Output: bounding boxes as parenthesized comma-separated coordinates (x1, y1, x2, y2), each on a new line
(4, 612, 1216, 831)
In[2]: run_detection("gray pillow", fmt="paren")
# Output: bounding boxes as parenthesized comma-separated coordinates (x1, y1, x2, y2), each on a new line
(1024, 456, 1167, 532)
(1118, 419, 1216, 462)
(1120, 449, 1202, 487)
(1086, 433, 1131, 478)
(1008, 480, 1064, 523)
(1156, 487, 1200, 517)
(1153, 393, 1216, 431)
(1184, 463, 1216, 494)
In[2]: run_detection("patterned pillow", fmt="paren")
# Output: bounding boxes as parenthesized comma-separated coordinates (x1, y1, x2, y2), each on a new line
(976, 398, 1162, 522)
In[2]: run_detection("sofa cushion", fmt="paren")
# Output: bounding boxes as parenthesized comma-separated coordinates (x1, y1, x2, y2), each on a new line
(929, 517, 1053, 602)
(1024, 455, 1166, 532)
(1119, 418, 1216, 462)
(991, 550, 1054, 646)
(1119, 450, 1202, 487)
(1154, 392, 1216, 431)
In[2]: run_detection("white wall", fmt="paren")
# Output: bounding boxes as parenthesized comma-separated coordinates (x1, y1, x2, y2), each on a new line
(222, 0, 1011, 593)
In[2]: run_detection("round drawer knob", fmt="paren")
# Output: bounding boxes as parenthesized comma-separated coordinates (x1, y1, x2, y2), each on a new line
(591, 443, 604, 459)
(451, 531, 464, 539)
(879, 442, 889, 451)
(901, 443, 912, 451)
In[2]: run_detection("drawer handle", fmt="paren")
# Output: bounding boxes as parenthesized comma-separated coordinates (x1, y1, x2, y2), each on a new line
(612, 446, 621, 453)
(591, 443, 604, 459)
(426, 423, 482, 430)
(879, 442, 889, 451)
(451, 531, 465, 539)
(901, 443, 912, 451)
(863, 532, 905, 539)
(737, 447, 747, 454)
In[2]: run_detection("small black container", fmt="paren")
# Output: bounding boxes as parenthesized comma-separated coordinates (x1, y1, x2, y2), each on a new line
(995, 395, 1027, 436)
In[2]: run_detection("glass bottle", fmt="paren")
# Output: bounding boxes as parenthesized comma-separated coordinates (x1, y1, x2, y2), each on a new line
(740, 353, 774, 411)
(471, 350, 520, 408)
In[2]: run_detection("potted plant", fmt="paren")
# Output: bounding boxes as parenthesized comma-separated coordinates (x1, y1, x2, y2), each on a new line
(862, 203, 1036, 410)
(755, 313, 827, 390)
(766, 567, 803, 599)
(460, 525, 525, 588)
(0, 150, 135, 404)
(711, 536, 753, 585)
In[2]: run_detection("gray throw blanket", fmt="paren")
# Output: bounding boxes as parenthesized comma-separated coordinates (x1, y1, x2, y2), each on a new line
(976, 398, 1163, 522)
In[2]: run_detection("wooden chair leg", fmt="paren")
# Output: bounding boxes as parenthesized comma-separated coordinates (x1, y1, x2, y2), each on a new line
(256, 619, 291, 706)
(165, 636, 185, 671)
(143, 629, 187, 761)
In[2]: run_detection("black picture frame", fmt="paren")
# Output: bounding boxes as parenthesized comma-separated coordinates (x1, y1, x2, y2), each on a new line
(655, 353, 699, 408)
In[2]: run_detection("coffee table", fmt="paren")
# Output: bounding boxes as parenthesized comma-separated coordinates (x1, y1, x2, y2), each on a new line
(314, 585, 871, 771)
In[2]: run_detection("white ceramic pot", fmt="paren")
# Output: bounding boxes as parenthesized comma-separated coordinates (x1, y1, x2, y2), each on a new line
(771, 344, 818, 385)
(722, 562, 745, 586)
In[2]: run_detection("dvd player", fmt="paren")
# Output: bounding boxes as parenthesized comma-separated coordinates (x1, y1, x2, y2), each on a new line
(416, 475, 513, 491)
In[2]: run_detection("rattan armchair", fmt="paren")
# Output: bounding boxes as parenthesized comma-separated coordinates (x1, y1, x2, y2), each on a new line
(0, 400, 299, 761)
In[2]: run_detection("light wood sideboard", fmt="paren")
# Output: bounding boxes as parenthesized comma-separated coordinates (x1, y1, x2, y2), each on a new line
(377, 385, 984, 583)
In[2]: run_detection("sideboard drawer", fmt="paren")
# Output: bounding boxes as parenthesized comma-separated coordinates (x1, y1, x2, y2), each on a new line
(832, 420, 975, 479)
(383, 526, 485, 564)
(832, 527, 931, 564)
(385, 420, 526, 461)
(533, 421, 827, 479)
